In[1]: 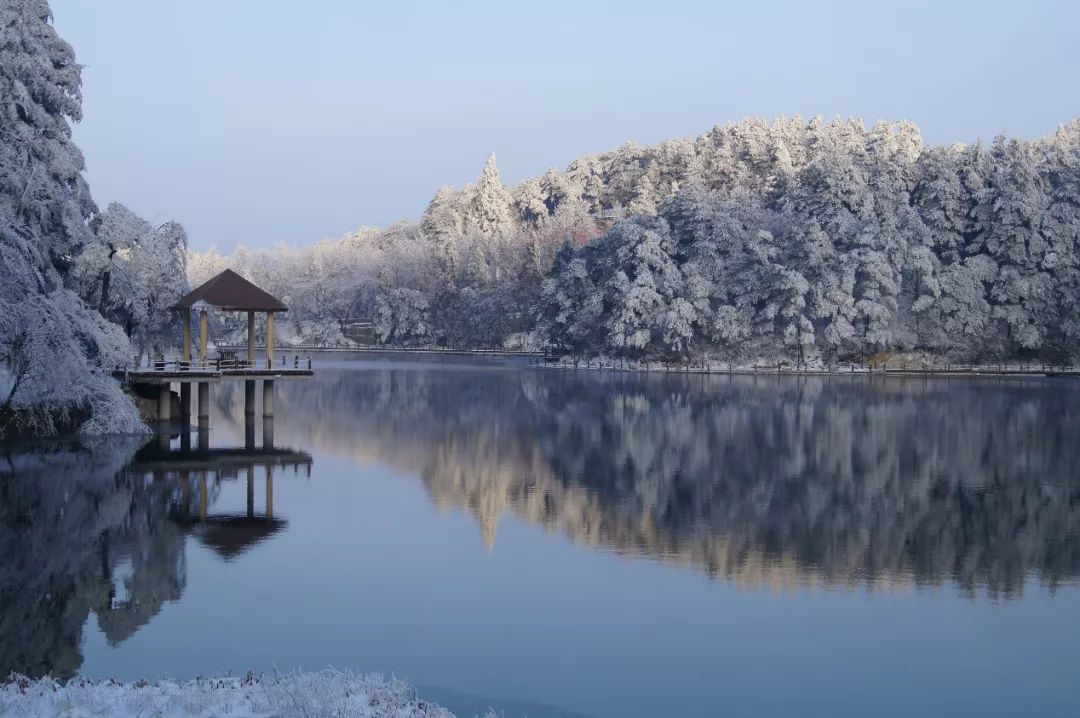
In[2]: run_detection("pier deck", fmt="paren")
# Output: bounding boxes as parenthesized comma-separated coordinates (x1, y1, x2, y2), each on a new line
(113, 358, 314, 385)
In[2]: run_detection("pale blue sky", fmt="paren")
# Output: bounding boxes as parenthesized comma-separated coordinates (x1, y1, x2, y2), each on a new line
(52, 0, 1080, 252)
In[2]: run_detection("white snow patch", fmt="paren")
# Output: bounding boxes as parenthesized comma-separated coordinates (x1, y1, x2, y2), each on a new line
(0, 672, 487, 718)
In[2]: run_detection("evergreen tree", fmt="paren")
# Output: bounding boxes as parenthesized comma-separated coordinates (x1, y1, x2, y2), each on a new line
(465, 154, 515, 240)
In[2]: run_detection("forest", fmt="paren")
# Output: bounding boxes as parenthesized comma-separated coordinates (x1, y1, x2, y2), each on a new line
(193, 117, 1080, 364)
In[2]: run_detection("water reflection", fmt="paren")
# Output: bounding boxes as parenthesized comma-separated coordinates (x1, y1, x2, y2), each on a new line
(0, 428, 312, 679)
(252, 368, 1080, 598)
(3, 366, 1080, 689)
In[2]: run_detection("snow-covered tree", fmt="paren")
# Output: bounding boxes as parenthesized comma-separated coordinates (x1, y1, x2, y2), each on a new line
(0, 0, 96, 275)
(374, 287, 431, 345)
(465, 154, 515, 240)
(0, 1, 144, 436)
(73, 203, 189, 358)
(421, 185, 465, 240)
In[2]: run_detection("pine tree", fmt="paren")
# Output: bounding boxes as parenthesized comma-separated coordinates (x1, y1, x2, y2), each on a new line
(421, 185, 464, 240)
(0, 0, 97, 276)
(465, 154, 515, 240)
(464, 241, 490, 286)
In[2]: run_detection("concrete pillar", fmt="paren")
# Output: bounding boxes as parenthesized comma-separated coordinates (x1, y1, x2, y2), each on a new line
(157, 384, 171, 422)
(180, 383, 191, 419)
(244, 412, 255, 450)
(265, 465, 274, 518)
(247, 310, 256, 367)
(244, 380, 256, 417)
(262, 380, 274, 418)
(199, 309, 209, 365)
(157, 431, 170, 452)
(197, 382, 210, 422)
(262, 417, 274, 449)
(197, 423, 210, 450)
(182, 312, 191, 364)
(266, 313, 275, 368)
(180, 426, 191, 452)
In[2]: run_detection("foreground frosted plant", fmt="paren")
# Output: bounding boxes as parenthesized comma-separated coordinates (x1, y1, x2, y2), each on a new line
(0, 671, 483, 718)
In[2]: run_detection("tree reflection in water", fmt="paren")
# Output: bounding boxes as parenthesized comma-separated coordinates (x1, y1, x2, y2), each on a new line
(0, 431, 310, 679)
(256, 367, 1080, 598)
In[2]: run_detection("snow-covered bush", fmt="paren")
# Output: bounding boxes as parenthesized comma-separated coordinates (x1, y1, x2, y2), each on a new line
(0, 274, 145, 436)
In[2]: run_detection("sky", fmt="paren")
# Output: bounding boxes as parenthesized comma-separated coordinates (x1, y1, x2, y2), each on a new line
(51, 0, 1080, 253)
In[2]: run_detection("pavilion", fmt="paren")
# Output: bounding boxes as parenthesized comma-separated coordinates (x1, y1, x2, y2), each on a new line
(171, 268, 288, 369)
(115, 269, 316, 427)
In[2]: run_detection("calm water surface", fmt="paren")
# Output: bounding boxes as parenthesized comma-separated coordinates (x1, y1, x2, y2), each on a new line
(3, 361, 1080, 717)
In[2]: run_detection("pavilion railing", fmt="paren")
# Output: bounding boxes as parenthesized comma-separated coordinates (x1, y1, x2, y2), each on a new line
(115, 355, 313, 374)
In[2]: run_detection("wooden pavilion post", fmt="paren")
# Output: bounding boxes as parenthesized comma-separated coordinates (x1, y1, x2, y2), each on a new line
(247, 310, 256, 367)
(266, 312, 275, 368)
(199, 309, 209, 365)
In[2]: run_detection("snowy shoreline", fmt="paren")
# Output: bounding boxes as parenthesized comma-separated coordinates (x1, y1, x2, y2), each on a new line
(0, 672, 484, 718)
(539, 357, 1075, 379)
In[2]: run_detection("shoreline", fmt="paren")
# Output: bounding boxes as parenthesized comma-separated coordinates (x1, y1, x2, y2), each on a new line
(222, 345, 1080, 379)
(536, 360, 1080, 379)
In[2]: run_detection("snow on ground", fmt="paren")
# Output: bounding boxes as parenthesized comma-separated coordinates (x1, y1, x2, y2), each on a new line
(0, 671, 489, 718)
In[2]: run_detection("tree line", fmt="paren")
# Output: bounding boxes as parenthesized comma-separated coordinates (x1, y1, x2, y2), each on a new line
(193, 117, 1080, 363)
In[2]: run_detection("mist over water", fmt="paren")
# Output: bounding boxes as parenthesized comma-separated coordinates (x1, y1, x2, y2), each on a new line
(3, 362, 1079, 717)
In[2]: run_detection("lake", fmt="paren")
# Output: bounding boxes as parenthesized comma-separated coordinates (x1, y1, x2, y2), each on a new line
(2, 361, 1079, 718)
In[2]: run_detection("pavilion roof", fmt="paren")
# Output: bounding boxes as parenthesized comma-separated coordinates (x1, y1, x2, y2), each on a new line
(171, 268, 288, 312)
